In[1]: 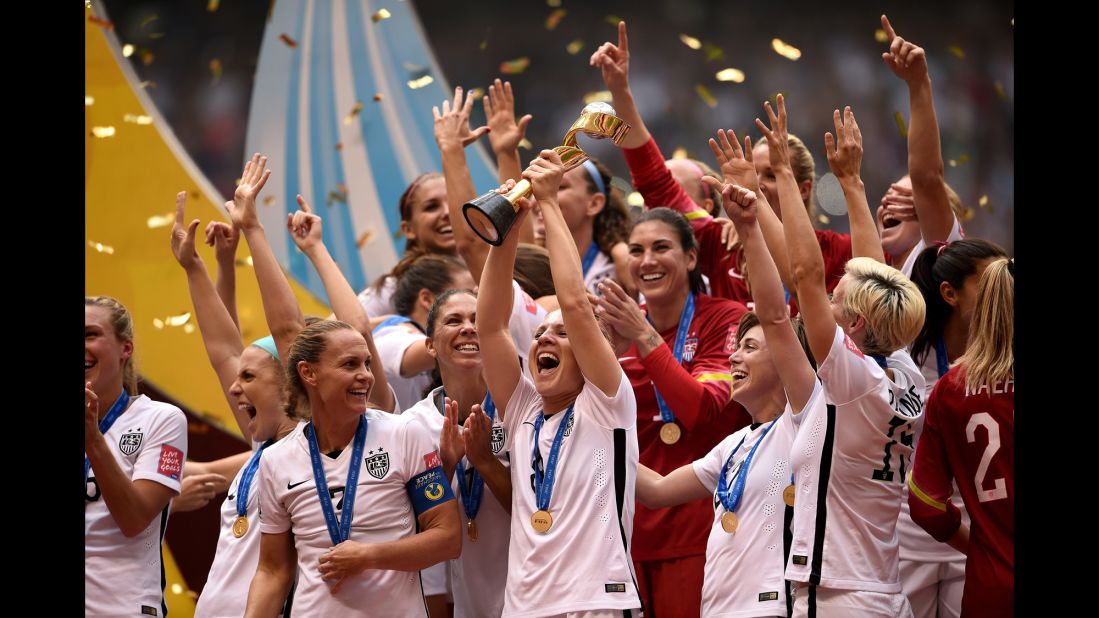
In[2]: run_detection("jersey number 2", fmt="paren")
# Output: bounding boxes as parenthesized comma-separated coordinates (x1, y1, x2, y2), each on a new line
(966, 413, 1008, 503)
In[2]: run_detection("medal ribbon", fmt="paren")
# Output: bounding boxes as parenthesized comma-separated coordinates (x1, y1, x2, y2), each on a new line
(581, 241, 601, 277)
(934, 336, 949, 378)
(85, 391, 131, 487)
(305, 415, 368, 546)
(646, 293, 696, 425)
(531, 403, 575, 514)
(236, 439, 275, 519)
(716, 420, 776, 514)
(455, 393, 497, 523)
(372, 315, 425, 336)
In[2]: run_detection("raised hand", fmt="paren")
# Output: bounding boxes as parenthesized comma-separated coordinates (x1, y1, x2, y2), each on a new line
(754, 95, 792, 173)
(170, 191, 202, 270)
(461, 404, 495, 469)
(484, 78, 532, 154)
(708, 128, 760, 190)
(590, 21, 631, 93)
(439, 396, 466, 477)
(702, 178, 759, 227)
(433, 87, 490, 150)
(593, 278, 651, 344)
(85, 382, 99, 440)
(880, 15, 928, 84)
(228, 153, 272, 231)
(204, 221, 240, 263)
(286, 195, 324, 254)
(823, 106, 863, 184)
(522, 150, 565, 204)
(877, 181, 917, 226)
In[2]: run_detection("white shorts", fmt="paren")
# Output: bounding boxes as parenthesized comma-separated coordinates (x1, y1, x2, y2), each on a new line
(791, 585, 914, 618)
(900, 558, 964, 618)
(421, 561, 451, 598)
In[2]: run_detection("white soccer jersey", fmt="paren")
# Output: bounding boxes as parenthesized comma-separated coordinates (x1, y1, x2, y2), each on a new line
(256, 410, 453, 617)
(373, 322, 433, 412)
(85, 395, 187, 618)
(785, 326, 926, 593)
(898, 216, 964, 279)
(358, 276, 398, 318)
(407, 388, 512, 618)
(692, 382, 824, 618)
(583, 250, 617, 297)
(194, 423, 306, 618)
(501, 373, 640, 618)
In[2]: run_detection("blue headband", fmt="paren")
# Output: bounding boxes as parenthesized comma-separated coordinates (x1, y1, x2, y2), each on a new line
(251, 335, 280, 361)
(582, 160, 606, 197)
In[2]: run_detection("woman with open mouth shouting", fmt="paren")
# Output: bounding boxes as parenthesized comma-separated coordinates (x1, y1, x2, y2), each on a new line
(478, 150, 642, 617)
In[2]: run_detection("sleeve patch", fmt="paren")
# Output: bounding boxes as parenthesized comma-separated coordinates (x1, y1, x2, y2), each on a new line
(406, 467, 454, 515)
(724, 326, 738, 354)
(423, 450, 442, 471)
(843, 334, 865, 358)
(157, 444, 183, 480)
(523, 291, 538, 315)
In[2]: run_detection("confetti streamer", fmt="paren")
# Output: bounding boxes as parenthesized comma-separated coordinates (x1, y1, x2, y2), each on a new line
(123, 114, 153, 125)
(146, 213, 174, 229)
(372, 9, 391, 23)
(566, 39, 584, 55)
(343, 101, 364, 125)
(875, 29, 889, 43)
(978, 195, 990, 209)
(279, 33, 298, 48)
(627, 192, 645, 207)
(235, 256, 254, 267)
(583, 90, 613, 104)
(140, 14, 159, 29)
(264, 196, 276, 206)
(545, 9, 567, 30)
(88, 240, 116, 254)
(209, 59, 222, 84)
(672, 147, 688, 159)
(91, 126, 116, 138)
(469, 88, 485, 100)
(961, 207, 975, 222)
(703, 43, 725, 61)
(518, 138, 533, 150)
(893, 111, 908, 138)
(817, 214, 830, 225)
(85, 96, 95, 106)
(335, 143, 344, 151)
(153, 318, 165, 330)
(715, 68, 745, 83)
(947, 45, 965, 59)
(165, 312, 192, 327)
(373, 93, 384, 101)
(408, 75, 434, 89)
(771, 38, 802, 60)
(695, 84, 717, 108)
(122, 44, 135, 57)
(356, 230, 374, 248)
(679, 34, 702, 50)
(139, 80, 157, 89)
(207, 0, 220, 12)
(88, 15, 114, 30)
(499, 57, 531, 74)
(183, 324, 196, 334)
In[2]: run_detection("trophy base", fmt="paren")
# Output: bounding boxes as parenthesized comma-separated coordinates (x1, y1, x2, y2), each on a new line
(463, 192, 516, 246)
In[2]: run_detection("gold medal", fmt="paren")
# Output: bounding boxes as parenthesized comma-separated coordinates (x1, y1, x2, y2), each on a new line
(467, 519, 478, 542)
(232, 516, 249, 538)
(659, 422, 681, 445)
(720, 511, 738, 534)
(783, 484, 796, 507)
(531, 510, 553, 533)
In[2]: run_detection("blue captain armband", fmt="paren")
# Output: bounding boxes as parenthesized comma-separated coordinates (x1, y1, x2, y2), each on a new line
(406, 466, 455, 516)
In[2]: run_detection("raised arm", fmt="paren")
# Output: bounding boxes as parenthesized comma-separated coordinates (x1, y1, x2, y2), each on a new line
(434, 87, 492, 282)
(824, 107, 885, 263)
(485, 78, 535, 244)
(590, 20, 649, 149)
(882, 15, 954, 244)
(170, 191, 249, 435)
(756, 96, 835, 364)
(707, 180, 817, 410)
(476, 184, 528, 417)
(225, 153, 305, 362)
(529, 150, 623, 396)
(287, 196, 394, 412)
(205, 220, 242, 331)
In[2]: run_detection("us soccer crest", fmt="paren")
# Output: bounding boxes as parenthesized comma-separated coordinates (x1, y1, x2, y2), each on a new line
(119, 432, 143, 456)
(683, 337, 699, 363)
(365, 450, 390, 479)
(491, 426, 506, 454)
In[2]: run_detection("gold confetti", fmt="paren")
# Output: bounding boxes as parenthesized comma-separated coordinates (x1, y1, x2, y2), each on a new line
(373, 93, 383, 101)
(327, 190, 348, 206)
(479, 39, 488, 51)
(994, 81, 1006, 100)
(234, 178, 242, 186)
(88, 240, 115, 254)
(583, 90, 613, 104)
(715, 68, 745, 83)
(335, 143, 344, 151)
(545, 9, 567, 30)
(235, 256, 254, 267)
(817, 213, 830, 225)
(518, 138, 533, 150)
(499, 57, 531, 74)
(695, 84, 717, 108)
(165, 312, 192, 327)
(949, 153, 970, 167)
(146, 213, 174, 229)
(961, 207, 975, 222)
(407, 75, 434, 89)
(207, 0, 220, 12)
(122, 44, 135, 57)
(372, 8, 391, 23)
(123, 114, 153, 125)
(279, 33, 298, 48)
(703, 43, 725, 62)
(679, 34, 702, 50)
(771, 38, 802, 60)
(85, 95, 95, 106)
(979, 195, 989, 208)
(1011, 18, 1014, 26)
(469, 88, 485, 100)
(140, 14, 159, 29)
(91, 126, 116, 138)
(153, 318, 165, 330)
(948, 45, 965, 59)
(343, 101, 364, 125)
(627, 191, 645, 207)
(893, 111, 908, 138)
(183, 323, 196, 334)
(566, 39, 584, 55)
(356, 229, 374, 248)
(547, 0, 562, 6)
(605, 15, 622, 26)
(874, 29, 889, 43)
(149, 32, 165, 39)
(672, 147, 688, 159)
(140, 50, 155, 66)
(336, 183, 349, 194)
(88, 15, 114, 30)
(264, 196, 276, 206)
(139, 80, 157, 89)
(210, 59, 222, 83)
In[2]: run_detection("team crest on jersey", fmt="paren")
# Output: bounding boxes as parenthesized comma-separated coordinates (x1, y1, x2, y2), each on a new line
(683, 337, 699, 363)
(564, 413, 575, 437)
(724, 327, 738, 354)
(366, 450, 390, 479)
(491, 426, 506, 454)
(118, 432, 143, 456)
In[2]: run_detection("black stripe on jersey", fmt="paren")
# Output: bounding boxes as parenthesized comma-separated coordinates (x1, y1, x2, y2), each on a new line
(283, 571, 298, 617)
(783, 503, 794, 618)
(809, 404, 836, 586)
(158, 505, 169, 617)
(613, 428, 644, 615)
(807, 584, 817, 617)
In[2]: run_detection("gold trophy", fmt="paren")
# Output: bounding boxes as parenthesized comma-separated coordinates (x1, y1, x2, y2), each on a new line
(463, 102, 631, 245)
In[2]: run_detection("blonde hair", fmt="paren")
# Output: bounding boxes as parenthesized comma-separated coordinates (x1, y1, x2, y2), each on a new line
(85, 296, 138, 394)
(841, 257, 926, 355)
(284, 319, 357, 420)
(959, 258, 1013, 392)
